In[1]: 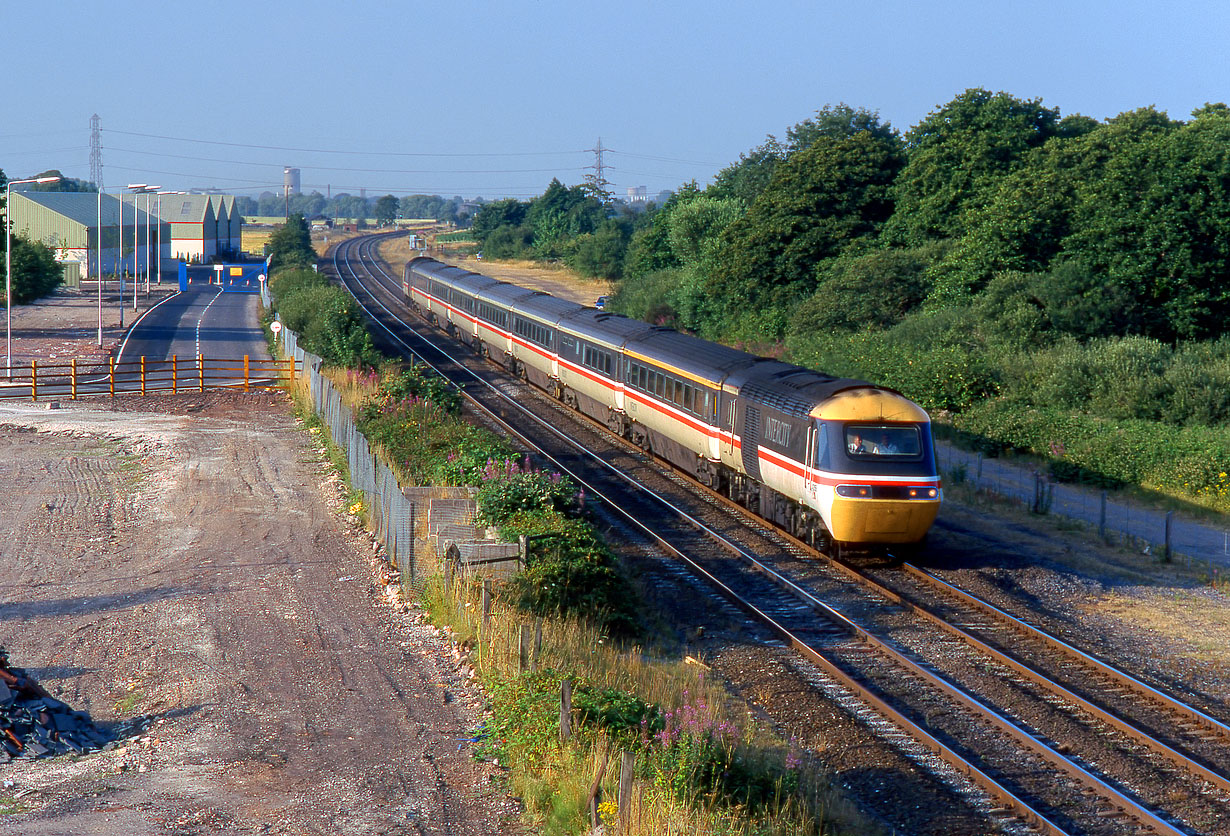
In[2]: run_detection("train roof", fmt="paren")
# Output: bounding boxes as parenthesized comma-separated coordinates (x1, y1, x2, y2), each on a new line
(730, 361, 880, 417)
(624, 329, 759, 387)
(556, 309, 657, 349)
(510, 291, 586, 325)
(407, 257, 481, 284)
(475, 281, 540, 307)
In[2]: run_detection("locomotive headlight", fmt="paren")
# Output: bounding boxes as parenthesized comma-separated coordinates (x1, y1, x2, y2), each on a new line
(836, 485, 872, 498)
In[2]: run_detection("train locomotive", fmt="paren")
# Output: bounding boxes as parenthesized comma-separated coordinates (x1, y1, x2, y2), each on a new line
(403, 256, 941, 550)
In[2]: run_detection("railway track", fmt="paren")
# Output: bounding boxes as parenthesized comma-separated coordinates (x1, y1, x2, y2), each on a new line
(326, 233, 1230, 835)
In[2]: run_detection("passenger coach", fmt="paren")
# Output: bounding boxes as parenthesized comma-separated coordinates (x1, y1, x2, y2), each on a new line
(402, 256, 941, 550)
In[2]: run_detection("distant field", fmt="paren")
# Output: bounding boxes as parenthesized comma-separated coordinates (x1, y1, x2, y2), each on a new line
(241, 226, 273, 254)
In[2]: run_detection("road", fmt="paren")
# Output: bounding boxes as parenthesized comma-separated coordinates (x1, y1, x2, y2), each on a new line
(119, 286, 270, 365)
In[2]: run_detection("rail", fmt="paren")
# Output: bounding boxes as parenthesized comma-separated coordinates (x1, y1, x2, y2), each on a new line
(0, 355, 297, 401)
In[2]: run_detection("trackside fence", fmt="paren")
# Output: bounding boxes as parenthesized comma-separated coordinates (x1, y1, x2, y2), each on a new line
(935, 444, 1230, 572)
(279, 322, 513, 594)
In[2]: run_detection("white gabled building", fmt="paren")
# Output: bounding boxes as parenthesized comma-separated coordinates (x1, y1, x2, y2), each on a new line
(8, 192, 166, 279)
(160, 194, 218, 263)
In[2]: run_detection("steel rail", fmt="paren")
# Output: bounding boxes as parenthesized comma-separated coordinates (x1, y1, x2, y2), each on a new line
(335, 235, 1200, 836)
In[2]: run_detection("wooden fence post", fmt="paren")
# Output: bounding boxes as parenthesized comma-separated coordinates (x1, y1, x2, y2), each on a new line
(618, 750, 635, 831)
(560, 678, 572, 743)
(481, 579, 492, 634)
(532, 618, 543, 672)
(243, 354, 250, 392)
(519, 624, 532, 673)
(588, 748, 611, 830)
(30, 360, 37, 402)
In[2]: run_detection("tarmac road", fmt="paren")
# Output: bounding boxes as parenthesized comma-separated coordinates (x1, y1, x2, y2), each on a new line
(119, 286, 270, 365)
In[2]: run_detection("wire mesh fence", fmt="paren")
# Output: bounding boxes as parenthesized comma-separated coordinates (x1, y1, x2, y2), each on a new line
(935, 443, 1230, 571)
(280, 324, 468, 594)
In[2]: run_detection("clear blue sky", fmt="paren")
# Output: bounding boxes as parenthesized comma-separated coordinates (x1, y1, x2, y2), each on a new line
(4, 0, 1226, 200)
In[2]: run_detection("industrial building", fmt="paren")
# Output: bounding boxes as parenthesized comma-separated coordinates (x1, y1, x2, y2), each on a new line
(7, 192, 165, 281)
(8, 190, 245, 278)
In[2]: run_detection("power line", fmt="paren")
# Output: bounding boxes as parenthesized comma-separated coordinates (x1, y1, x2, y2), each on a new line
(102, 129, 588, 158)
(105, 146, 586, 175)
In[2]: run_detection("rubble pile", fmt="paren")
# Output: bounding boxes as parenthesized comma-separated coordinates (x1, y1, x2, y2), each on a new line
(0, 647, 110, 762)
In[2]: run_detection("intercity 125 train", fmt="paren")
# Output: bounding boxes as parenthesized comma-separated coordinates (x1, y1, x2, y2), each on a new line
(403, 256, 941, 550)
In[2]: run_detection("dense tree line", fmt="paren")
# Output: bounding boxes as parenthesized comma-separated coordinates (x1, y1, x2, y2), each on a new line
(573, 93, 1230, 503)
(467, 178, 654, 279)
(237, 191, 471, 226)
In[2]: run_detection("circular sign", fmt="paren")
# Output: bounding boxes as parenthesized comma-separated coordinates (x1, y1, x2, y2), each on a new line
(270, 321, 283, 334)
(258, 273, 267, 283)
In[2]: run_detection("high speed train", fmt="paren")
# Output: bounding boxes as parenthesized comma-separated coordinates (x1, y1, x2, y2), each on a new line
(403, 256, 941, 550)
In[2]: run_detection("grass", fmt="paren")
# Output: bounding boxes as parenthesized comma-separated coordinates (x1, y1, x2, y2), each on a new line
(427, 575, 873, 836)
(0, 796, 29, 816)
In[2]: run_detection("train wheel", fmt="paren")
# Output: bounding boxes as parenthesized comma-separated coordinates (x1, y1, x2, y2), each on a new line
(606, 409, 627, 438)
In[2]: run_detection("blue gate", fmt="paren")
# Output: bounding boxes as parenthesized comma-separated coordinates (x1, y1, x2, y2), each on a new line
(178, 262, 268, 293)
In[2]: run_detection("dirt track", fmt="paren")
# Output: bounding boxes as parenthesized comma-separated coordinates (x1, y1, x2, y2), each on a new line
(0, 393, 519, 835)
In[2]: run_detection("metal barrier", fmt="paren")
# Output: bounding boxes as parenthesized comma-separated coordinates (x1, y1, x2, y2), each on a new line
(935, 444, 1230, 571)
(0, 355, 297, 401)
(279, 323, 464, 593)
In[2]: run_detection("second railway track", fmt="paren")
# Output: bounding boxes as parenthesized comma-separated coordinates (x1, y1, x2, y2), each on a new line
(324, 233, 1230, 836)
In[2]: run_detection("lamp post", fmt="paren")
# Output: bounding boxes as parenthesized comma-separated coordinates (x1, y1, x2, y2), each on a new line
(126, 184, 154, 311)
(156, 190, 182, 287)
(5, 175, 61, 377)
(142, 187, 160, 295)
(96, 188, 102, 348)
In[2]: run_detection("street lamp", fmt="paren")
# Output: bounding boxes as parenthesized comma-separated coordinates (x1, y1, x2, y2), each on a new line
(155, 190, 182, 287)
(5, 175, 61, 377)
(143, 186, 160, 295)
(126, 184, 156, 310)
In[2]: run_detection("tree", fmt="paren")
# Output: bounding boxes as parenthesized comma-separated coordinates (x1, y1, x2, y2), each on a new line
(8, 237, 62, 304)
(884, 88, 1065, 246)
(267, 214, 315, 270)
(785, 103, 899, 151)
(704, 130, 905, 337)
(374, 195, 399, 227)
(707, 139, 784, 207)
(471, 199, 528, 243)
(568, 220, 628, 279)
(791, 248, 933, 334)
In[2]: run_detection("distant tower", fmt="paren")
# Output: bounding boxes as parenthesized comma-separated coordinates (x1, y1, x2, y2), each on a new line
(585, 137, 612, 201)
(89, 114, 103, 192)
(283, 166, 301, 196)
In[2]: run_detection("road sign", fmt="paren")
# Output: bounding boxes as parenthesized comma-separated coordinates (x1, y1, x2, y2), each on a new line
(270, 321, 282, 334)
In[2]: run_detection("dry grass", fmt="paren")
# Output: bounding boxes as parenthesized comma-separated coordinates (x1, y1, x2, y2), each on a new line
(1079, 586, 1230, 663)
(431, 576, 875, 836)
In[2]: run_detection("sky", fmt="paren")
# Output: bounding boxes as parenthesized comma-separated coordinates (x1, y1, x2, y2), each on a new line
(4, 0, 1227, 202)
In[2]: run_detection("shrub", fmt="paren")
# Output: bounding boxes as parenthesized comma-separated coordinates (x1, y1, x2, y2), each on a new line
(499, 512, 639, 637)
(476, 460, 578, 526)
(271, 268, 380, 367)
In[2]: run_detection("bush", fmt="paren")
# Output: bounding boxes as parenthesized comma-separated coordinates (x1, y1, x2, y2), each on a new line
(950, 400, 1230, 506)
(271, 267, 380, 367)
(476, 461, 578, 526)
(499, 512, 639, 637)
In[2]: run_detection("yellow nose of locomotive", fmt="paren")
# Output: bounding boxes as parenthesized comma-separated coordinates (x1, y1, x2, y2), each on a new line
(828, 495, 940, 543)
